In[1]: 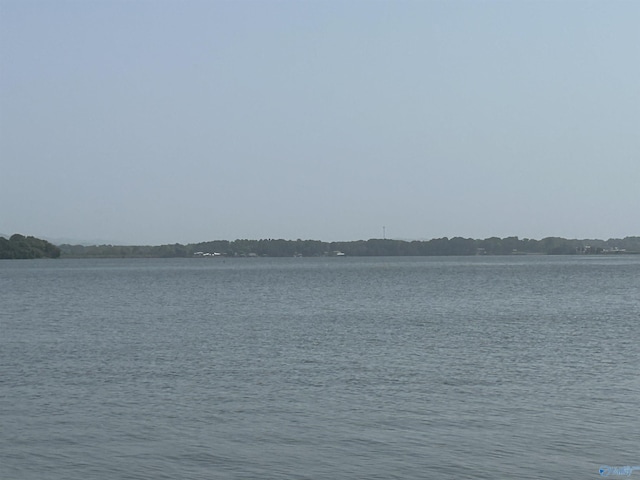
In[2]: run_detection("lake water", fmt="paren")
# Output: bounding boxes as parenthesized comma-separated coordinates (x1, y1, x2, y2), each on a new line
(1, 256, 639, 479)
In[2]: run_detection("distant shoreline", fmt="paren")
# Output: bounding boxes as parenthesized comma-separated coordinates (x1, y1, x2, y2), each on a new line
(55, 236, 640, 259)
(3, 234, 639, 260)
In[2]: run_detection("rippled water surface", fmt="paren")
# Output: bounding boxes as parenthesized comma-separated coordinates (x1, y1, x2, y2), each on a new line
(2, 256, 639, 479)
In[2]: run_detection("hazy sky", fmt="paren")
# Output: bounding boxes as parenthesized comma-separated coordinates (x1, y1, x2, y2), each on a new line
(1, 1, 638, 245)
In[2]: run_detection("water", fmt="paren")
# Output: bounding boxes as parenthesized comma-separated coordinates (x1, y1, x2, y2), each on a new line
(1, 256, 639, 479)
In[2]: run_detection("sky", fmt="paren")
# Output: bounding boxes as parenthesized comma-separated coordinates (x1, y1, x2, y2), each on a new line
(1, 0, 639, 245)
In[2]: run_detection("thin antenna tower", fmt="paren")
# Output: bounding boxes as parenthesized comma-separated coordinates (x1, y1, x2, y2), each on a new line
(383, 226, 386, 240)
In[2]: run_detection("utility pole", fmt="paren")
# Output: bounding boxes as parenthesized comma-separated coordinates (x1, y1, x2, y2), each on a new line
(383, 226, 386, 240)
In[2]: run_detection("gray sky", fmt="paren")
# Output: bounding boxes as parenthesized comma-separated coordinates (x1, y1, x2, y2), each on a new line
(1, 0, 638, 245)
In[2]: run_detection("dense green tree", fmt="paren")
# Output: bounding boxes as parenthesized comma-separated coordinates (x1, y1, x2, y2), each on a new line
(0, 234, 61, 259)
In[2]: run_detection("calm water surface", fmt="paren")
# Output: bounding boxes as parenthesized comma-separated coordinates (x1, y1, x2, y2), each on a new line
(1, 256, 639, 479)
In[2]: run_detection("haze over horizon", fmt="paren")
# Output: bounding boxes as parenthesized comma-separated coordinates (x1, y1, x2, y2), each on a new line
(2, 1, 639, 245)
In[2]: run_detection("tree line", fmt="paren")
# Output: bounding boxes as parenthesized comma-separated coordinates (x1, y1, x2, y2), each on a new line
(57, 236, 640, 258)
(0, 234, 61, 259)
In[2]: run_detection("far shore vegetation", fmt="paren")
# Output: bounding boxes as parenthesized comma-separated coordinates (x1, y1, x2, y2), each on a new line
(4, 234, 639, 260)
(0, 234, 61, 259)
